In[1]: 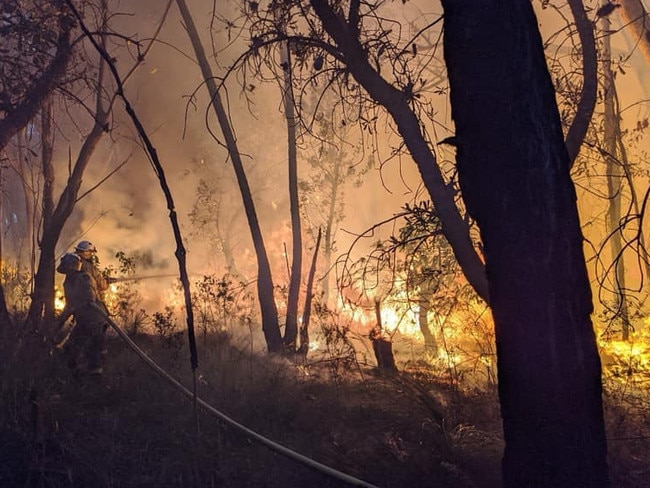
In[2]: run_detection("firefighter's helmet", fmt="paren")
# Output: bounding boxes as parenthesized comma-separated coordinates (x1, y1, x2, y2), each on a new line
(57, 252, 82, 274)
(75, 240, 97, 253)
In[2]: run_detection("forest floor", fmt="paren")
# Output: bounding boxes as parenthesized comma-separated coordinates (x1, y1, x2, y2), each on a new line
(0, 324, 648, 488)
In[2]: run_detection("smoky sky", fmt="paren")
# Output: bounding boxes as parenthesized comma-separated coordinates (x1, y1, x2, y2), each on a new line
(5, 1, 647, 314)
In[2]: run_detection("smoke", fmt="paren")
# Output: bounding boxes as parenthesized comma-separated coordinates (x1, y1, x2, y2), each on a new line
(40, 1, 435, 319)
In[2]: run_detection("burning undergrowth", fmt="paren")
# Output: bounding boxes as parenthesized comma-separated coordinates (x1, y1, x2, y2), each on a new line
(0, 304, 505, 488)
(1, 298, 647, 487)
(1, 245, 650, 487)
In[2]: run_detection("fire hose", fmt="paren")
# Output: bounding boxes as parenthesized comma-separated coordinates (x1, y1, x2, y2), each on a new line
(90, 302, 379, 488)
(107, 273, 179, 284)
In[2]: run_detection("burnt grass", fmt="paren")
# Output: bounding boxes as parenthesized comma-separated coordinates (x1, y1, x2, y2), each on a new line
(0, 324, 648, 488)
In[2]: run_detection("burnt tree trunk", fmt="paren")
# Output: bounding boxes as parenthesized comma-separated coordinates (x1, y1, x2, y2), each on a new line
(0, 284, 10, 326)
(442, 2, 609, 487)
(370, 299, 396, 371)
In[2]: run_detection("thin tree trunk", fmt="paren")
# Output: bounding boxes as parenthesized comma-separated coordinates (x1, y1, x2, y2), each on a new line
(442, 1, 609, 486)
(298, 228, 321, 357)
(418, 296, 437, 355)
(26, 121, 106, 329)
(40, 98, 55, 322)
(68, 0, 201, 393)
(321, 153, 341, 307)
(175, 0, 283, 352)
(602, 12, 630, 340)
(0, 164, 9, 324)
(281, 41, 302, 351)
(15, 129, 36, 281)
(566, 0, 598, 166)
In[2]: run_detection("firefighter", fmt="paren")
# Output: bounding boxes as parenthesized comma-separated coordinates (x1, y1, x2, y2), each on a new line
(74, 240, 117, 314)
(74, 240, 109, 294)
(55, 252, 108, 375)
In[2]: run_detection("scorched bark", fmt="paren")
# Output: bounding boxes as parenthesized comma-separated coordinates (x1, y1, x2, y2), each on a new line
(441, 1, 609, 487)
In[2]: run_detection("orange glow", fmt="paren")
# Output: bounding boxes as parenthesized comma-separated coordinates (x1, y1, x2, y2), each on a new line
(54, 287, 66, 313)
(599, 322, 650, 391)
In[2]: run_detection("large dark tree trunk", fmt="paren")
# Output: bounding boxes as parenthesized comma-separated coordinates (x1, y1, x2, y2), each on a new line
(442, 2, 609, 487)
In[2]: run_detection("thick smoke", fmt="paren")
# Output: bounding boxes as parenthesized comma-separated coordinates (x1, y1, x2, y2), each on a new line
(55, 1, 424, 317)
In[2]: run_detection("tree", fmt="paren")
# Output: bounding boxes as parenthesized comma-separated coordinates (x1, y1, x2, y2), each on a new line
(188, 177, 246, 280)
(15, 0, 172, 328)
(442, 1, 608, 486)
(236, 1, 605, 309)
(175, 0, 284, 353)
(25, 34, 111, 327)
(552, 2, 650, 339)
(279, 34, 302, 351)
(601, 8, 631, 340)
(300, 109, 372, 307)
(395, 202, 472, 355)
(307, 0, 490, 303)
(0, 0, 74, 151)
(0, 0, 74, 323)
(212, 2, 615, 481)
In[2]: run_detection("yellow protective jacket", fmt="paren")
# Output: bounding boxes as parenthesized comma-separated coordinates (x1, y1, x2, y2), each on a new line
(59, 271, 105, 324)
(80, 258, 109, 294)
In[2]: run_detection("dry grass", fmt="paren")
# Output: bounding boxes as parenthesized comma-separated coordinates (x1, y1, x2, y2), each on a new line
(0, 319, 647, 488)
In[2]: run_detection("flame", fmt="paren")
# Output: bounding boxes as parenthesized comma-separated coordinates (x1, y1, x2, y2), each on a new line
(599, 332, 650, 386)
(379, 305, 421, 338)
(54, 287, 66, 313)
(165, 286, 185, 312)
(436, 347, 462, 365)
